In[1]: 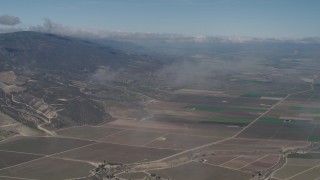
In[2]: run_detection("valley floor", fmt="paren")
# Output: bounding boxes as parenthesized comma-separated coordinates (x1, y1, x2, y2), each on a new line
(1, 82, 320, 180)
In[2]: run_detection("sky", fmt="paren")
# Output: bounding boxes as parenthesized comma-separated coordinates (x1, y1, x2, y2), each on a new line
(0, 0, 319, 38)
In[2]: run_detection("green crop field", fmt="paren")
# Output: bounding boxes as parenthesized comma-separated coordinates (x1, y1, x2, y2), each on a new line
(289, 106, 305, 111)
(205, 117, 252, 125)
(265, 93, 287, 98)
(289, 106, 320, 114)
(288, 153, 320, 159)
(184, 105, 266, 113)
(303, 108, 320, 114)
(258, 118, 284, 124)
(258, 118, 311, 125)
(227, 107, 266, 112)
(184, 106, 225, 112)
(241, 92, 286, 98)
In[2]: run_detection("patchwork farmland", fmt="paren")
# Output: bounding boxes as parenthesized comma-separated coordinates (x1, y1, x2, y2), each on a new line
(1, 87, 319, 180)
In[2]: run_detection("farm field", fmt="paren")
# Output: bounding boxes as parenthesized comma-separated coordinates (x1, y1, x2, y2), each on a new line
(0, 151, 42, 169)
(150, 100, 271, 121)
(287, 152, 320, 159)
(237, 118, 315, 141)
(273, 165, 312, 179)
(286, 166, 320, 180)
(0, 90, 316, 180)
(184, 105, 267, 113)
(117, 172, 149, 179)
(106, 119, 241, 137)
(240, 154, 280, 173)
(204, 117, 253, 126)
(222, 155, 266, 169)
(169, 94, 278, 107)
(147, 97, 278, 132)
(287, 90, 320, 102)
(273, 158, 320, 179)
(220, 138, 309, 148)
(241, 92, 287, 99)
(1, 87, 318, 179)
(148, 161, 252, 180)
(93, 92, 318, 178)
(55, 126, 123, 140)
(265, 100, 320, 121)
(55, 142, 181, 164)
(309, 125, 320, 142)
(205, 155, 239, 165)
(145, 133, 223, 150)
(0, 177, 26, 180)
(200, 143, 281, 153)
(99, 129, 164, 146)
(236, 88, 320, 141)
(0, 136, 94, 155)
(0, 157, 95, 180)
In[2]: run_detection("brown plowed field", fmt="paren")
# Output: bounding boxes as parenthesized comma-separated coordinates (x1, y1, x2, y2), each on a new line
(222, 155, 264, 169)
(220, 138, 309, 148)
(55, 142, 181, 164)
(145, 134, 223, 150)
(56, 126, 123, 140)
(106, 119, 241, 137)
(0, 158, 94, 180)
(205, 155, 239, 165)
(0, 136, 94, 155)
(148, 161, 252, 180)
(0, 151, 42, 169)
(240, 154, 280, 172)
(99, 129, 164, 146)
(201, 144, 280, 153)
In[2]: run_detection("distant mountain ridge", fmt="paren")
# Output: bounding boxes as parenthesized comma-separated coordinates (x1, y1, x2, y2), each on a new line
(0, 31, 160, 73)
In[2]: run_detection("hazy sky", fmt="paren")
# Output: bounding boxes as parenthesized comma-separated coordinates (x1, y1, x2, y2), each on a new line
(0, 0, 319, 38)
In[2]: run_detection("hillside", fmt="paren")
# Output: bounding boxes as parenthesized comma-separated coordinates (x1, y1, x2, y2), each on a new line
(0, 31, 162, 131)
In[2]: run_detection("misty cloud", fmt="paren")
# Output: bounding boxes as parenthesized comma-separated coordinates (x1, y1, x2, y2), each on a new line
(156, 55, 262, 87)
(0, 15, 20, 26)
(157, 60, 230, 87)
(157, 60, 216, 86)
(89, 66, 120, 83)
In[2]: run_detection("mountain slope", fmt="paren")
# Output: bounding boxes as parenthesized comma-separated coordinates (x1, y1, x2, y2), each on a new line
(0, 31, 162, 132)
(0, 31, 159, 73)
